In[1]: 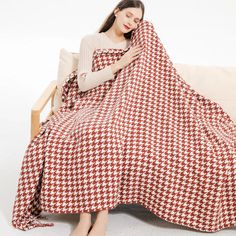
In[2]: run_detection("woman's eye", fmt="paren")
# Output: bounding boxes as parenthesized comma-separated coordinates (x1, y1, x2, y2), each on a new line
(126, 14, 139, 24)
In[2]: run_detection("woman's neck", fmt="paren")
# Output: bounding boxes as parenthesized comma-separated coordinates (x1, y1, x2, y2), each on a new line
(104, 28, 126, 43)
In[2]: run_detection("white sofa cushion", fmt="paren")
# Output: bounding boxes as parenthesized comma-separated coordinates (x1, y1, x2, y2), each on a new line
(174, 63, 236, 123)
(53, 48, 79, 112)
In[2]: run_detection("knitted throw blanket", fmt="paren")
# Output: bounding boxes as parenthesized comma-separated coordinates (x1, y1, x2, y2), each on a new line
(11, 20, 236, 232)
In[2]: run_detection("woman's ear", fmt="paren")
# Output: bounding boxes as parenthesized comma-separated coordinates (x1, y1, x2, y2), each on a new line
(113, 8, 120, 17)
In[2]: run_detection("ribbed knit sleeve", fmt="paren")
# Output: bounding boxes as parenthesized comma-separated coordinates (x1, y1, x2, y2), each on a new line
(77, 35, 115, 92)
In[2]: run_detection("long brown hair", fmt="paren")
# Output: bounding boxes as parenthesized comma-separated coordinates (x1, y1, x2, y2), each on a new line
(97, 0, 145, 40)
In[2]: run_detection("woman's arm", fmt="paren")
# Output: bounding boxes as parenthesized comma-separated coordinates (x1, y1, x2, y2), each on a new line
(77, 35, 119, 92)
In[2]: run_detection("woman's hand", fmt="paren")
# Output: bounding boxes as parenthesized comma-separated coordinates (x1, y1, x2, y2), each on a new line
(111, 44, 143, 74)
(117, 44, 143, 69)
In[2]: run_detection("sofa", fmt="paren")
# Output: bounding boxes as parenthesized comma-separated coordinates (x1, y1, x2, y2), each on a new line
(30, 48, 236, 141)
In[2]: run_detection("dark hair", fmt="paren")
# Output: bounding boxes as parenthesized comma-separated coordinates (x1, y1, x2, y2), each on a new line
(98, 0, 145, 40)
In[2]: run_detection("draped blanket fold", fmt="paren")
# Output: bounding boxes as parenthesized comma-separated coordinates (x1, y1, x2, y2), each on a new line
(11, 20, 236, 232)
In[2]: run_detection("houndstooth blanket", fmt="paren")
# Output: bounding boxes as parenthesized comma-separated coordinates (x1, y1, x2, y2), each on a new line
(12, 20, 236, 232)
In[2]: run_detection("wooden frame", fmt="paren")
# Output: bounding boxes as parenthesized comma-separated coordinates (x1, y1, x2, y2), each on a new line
(31, 80, 57, 141)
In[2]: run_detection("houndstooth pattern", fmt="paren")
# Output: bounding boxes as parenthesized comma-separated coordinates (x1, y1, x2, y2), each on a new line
(11, 20, 236, 232)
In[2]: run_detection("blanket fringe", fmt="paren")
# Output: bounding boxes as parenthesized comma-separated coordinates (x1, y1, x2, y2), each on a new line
(12, 214, 54, 231)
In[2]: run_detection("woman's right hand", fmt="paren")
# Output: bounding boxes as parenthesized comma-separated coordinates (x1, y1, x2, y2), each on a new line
(117, 44, 143, 69)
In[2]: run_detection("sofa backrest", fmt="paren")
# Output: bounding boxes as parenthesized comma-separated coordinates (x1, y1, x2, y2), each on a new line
(174, 63, 236, 123)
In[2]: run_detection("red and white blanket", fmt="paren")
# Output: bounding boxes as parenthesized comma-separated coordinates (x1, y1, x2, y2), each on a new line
(12, 20, 236, 232)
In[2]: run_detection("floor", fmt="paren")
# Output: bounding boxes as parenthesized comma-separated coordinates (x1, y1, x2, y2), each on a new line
(2, 199, 236, 236)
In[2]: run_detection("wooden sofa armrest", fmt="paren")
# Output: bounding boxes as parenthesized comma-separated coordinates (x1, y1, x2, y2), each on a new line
(31, 80, 57, 141)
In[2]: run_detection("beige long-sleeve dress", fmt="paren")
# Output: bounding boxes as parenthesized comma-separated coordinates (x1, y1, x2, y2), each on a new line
(77, 32, 131, 92)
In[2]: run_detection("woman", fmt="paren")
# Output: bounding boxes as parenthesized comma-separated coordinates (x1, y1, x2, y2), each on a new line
(72, 1, 145, 235)
(12, 0, 236, 235)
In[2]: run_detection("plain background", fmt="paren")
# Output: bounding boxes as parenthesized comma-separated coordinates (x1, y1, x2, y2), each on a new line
(0, 0, 235, 235)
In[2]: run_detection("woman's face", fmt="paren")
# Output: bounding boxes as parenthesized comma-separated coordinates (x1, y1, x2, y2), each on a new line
(114, 7, 143, 33)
